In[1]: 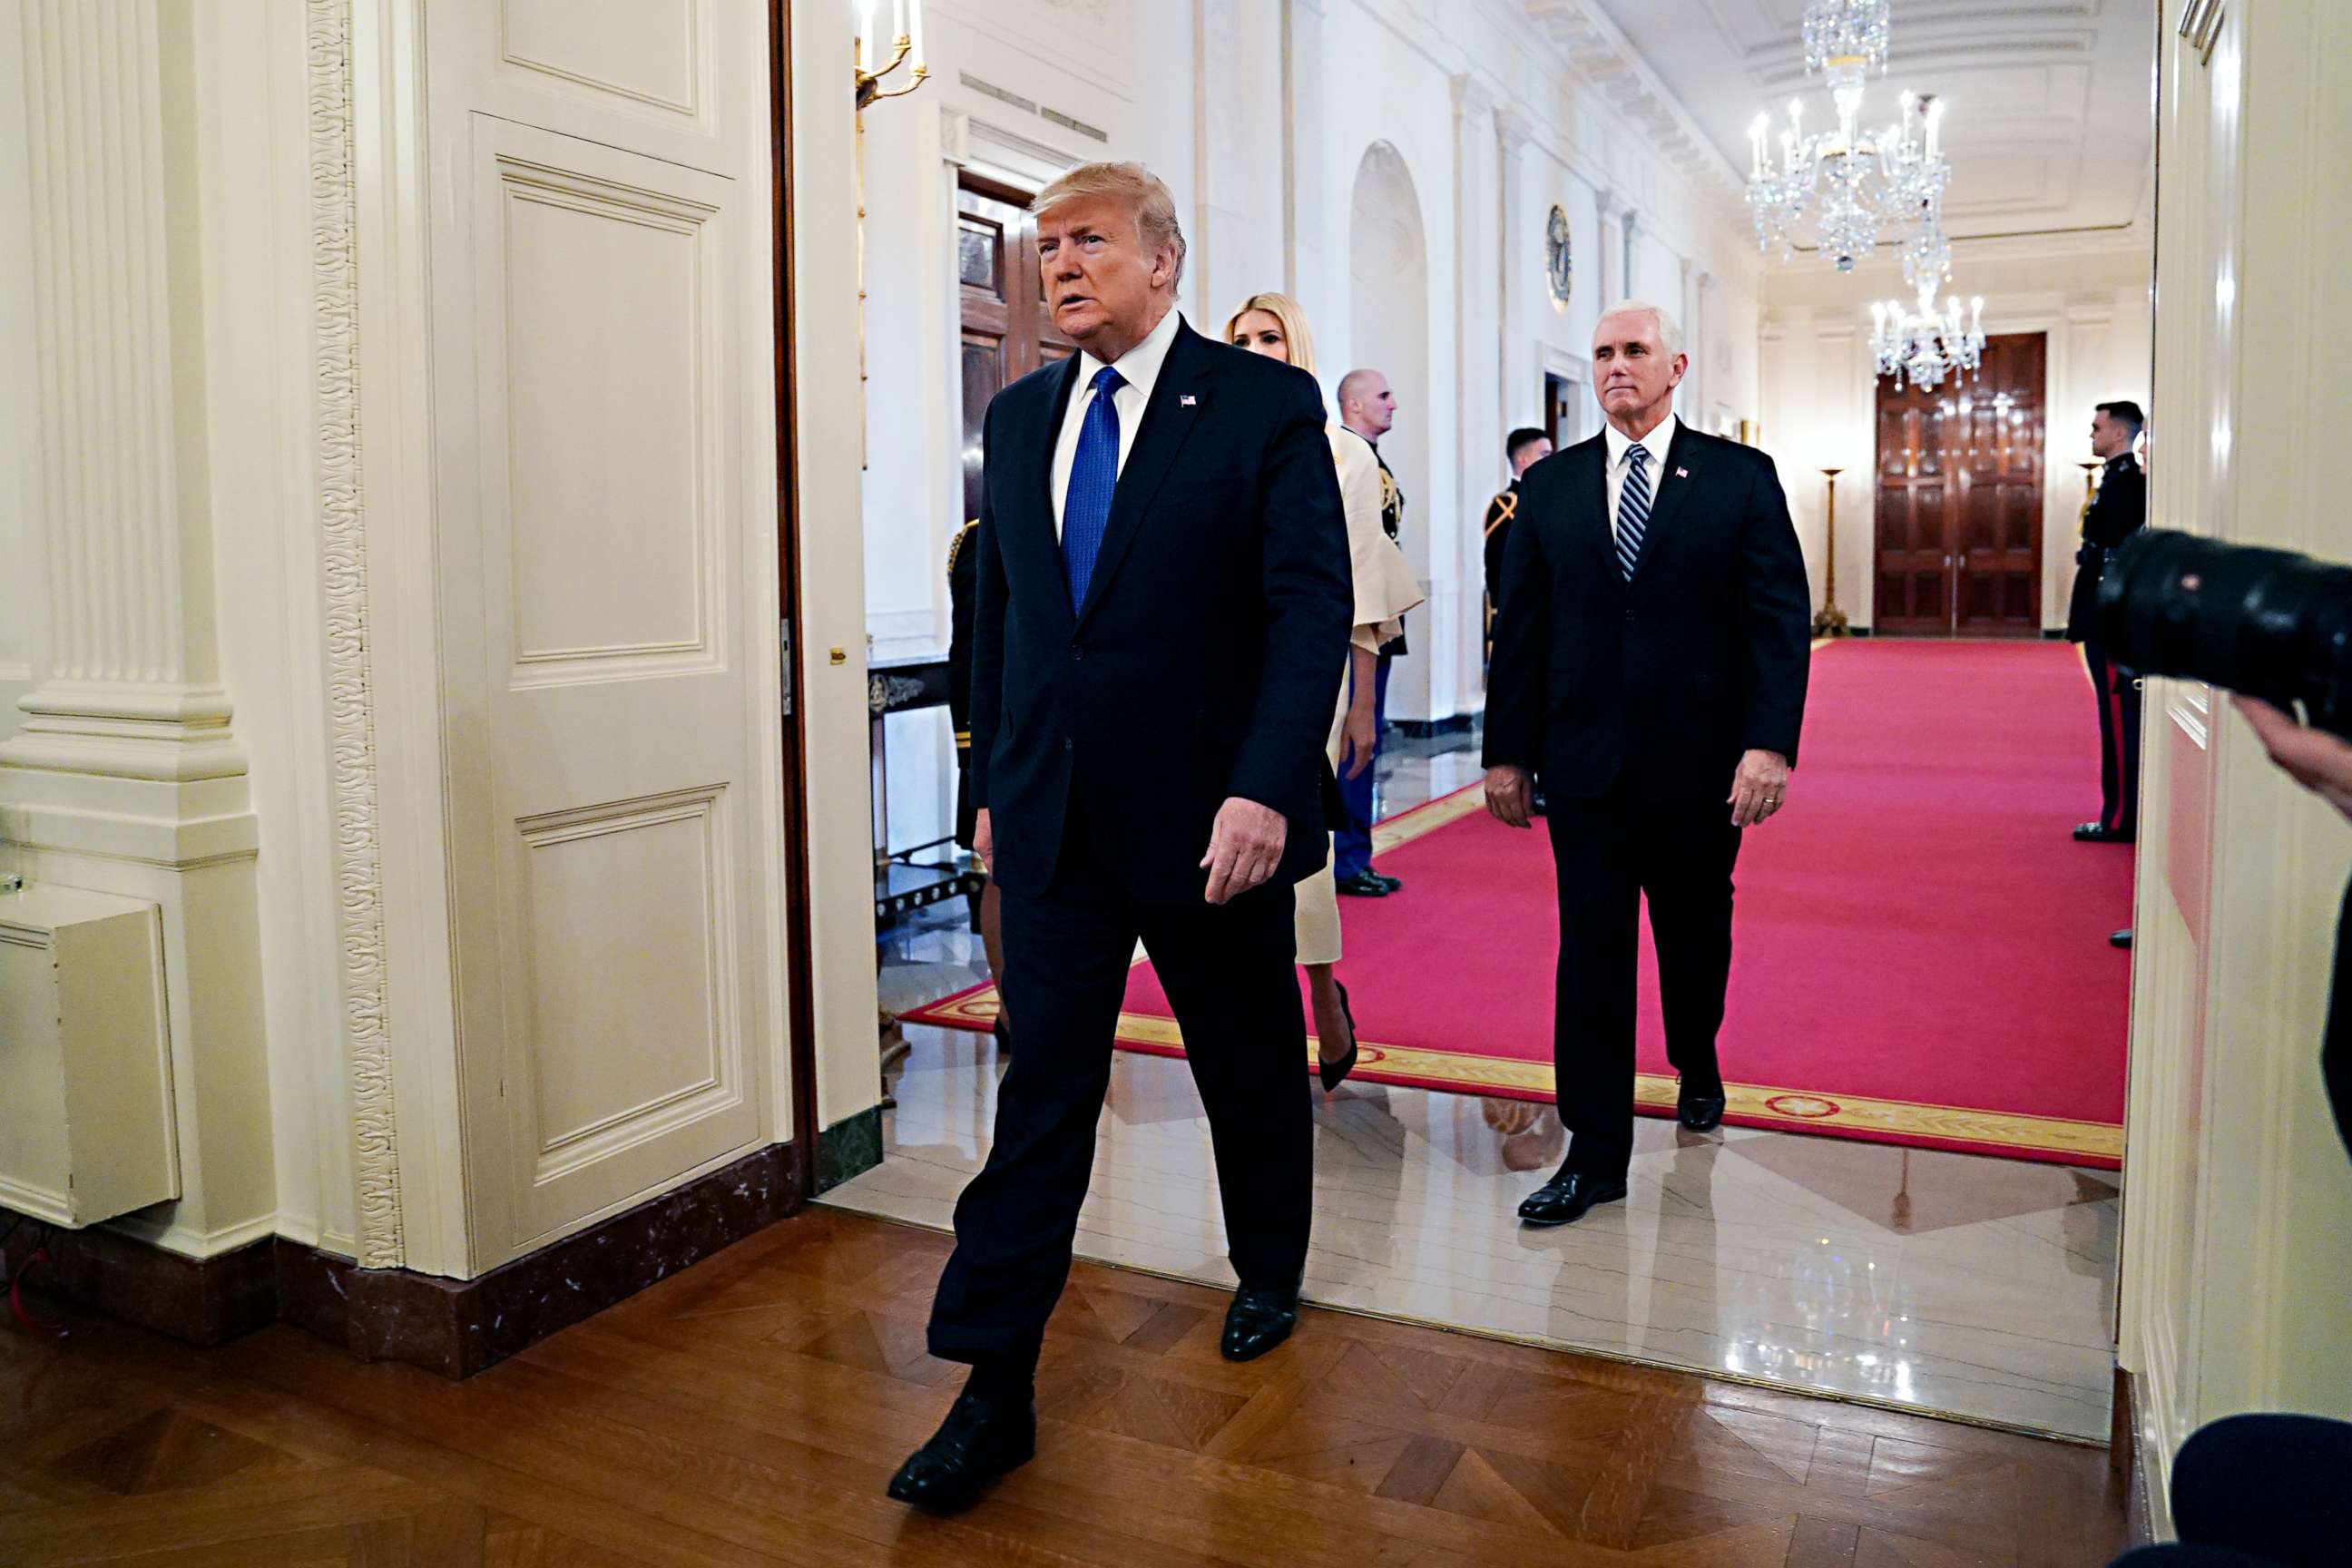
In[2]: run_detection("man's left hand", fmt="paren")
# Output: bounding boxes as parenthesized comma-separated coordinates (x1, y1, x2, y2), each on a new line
(1200, 797, 1289, 905)
(1728, 750, 1792, 828)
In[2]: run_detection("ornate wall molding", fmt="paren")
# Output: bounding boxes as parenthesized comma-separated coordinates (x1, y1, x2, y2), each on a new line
(308, 0, 401, 1270)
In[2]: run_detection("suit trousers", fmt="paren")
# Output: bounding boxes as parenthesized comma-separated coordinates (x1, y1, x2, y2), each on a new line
(2085, 640, 2142, 837)
(1333, 653, 1393, 879)
(1545, 778, 1743, 1181)
(926, 822, 1313, 1374)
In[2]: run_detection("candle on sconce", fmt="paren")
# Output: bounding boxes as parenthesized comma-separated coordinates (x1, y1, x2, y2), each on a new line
(891, 0, 907, 44)
(858, 0, 875, 69)
(1926, 99, 1945, 159)
(909, 0, 924, 62)
(1969, 297, 1984, 336)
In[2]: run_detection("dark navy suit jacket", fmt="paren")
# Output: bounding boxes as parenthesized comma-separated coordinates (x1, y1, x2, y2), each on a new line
(965, 317, 1353, 904)
(1482, 424, 1812, 801)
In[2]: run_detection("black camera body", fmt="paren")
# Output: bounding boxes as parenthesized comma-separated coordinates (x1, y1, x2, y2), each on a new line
(2096, 529, 2352, 739)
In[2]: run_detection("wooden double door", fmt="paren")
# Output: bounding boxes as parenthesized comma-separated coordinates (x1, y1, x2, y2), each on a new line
(1873, 332, 2046, 636)
(956, 176, 1073, 520)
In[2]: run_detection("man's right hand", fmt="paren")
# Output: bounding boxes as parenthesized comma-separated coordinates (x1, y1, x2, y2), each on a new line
(1485, 766, 1534, 828)
(973, 808, 994, 871)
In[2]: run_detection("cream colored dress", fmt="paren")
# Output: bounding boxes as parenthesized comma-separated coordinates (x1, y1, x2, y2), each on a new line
(1295, 422, 1425, 965)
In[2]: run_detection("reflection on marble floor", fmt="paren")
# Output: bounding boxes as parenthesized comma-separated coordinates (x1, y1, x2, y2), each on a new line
(850, 723, 2120, 1442)
(826, 1026, 2120, 1441)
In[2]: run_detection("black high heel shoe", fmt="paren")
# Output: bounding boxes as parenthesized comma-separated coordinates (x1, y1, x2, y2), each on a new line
(1318, 981, 1359, 1093)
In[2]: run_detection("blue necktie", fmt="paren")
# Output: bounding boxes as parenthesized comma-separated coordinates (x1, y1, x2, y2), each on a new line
(1616, 442, 1651, 581)
(1063, 366, 1126, 609)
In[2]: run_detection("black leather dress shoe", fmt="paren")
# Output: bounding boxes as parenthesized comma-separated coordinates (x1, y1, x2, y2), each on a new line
(1335, 871, 1390, 897)
(1530, 792, 1548, 817)
(1516, 1171, 1628, 1227)
(1373, 871, 1404, 892)
(2111, 928, 2133, 949)
(2073, 822, 2134, 844)
(1677, 1083, 1727, 1132)
(886, 1392, 1036, 1511)
(1220, 1283, 1300, 1362)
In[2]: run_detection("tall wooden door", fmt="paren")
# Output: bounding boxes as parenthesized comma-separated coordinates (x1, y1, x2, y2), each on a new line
(956, 176, 1072, 519)
(1873, 333, 2046, 635)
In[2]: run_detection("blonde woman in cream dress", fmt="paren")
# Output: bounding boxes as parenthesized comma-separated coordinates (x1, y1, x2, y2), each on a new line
(1225, 291, 1424, 1091)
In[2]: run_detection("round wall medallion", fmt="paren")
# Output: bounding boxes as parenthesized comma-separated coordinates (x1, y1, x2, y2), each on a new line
(1545, 204, 1573, 313)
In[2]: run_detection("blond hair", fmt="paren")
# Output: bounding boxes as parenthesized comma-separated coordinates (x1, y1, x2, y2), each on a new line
(1034, 161, 1187, 289)
(1221, 291, 1319, 377)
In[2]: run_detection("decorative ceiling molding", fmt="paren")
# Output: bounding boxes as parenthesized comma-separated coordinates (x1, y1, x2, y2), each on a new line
(1523, 0, 1748, 201)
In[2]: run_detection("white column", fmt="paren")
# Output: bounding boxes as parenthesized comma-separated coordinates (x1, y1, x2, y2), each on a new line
(1, 0, 272, 1259)
(1595, 188, 1624, 306)
(1284, 0, 1330, 318)
(1192, 0, 1285, 326)
(1695, 270, 1718, 426)
(1495, 106, 1534, 434)
(4, 1, 243, 805)
(1450, 73, 1499, 718)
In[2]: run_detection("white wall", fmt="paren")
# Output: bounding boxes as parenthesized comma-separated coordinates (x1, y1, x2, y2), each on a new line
(2122, 0, 2352, 1533)
(1759, 241, 2152, 632)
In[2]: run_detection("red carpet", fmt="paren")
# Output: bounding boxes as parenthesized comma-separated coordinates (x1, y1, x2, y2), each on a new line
(904, 642, 2134, 1166)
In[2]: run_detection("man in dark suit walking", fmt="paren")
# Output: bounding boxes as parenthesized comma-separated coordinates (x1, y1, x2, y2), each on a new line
(1483, 300, 1811, 1227)
(887, 162, 1353, 1511)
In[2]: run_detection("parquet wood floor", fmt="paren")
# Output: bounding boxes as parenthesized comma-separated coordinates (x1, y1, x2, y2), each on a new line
(0, 1209, 2131, 1566)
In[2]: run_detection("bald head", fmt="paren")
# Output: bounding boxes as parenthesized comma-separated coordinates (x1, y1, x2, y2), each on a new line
(1338, 368, 1396, 441)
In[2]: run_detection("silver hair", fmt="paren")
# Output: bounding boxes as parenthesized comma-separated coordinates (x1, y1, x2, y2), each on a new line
(1034, 161, 1188, 289)
(1597, 299, 1685, 359)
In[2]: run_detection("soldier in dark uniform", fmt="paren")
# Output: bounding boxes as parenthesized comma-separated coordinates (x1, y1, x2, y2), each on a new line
(1484, 426, 1554, 665)
(946, 517, 1011, 1053)
(2064, 400, 2148, 846)
(1485, 426, 1553, 813)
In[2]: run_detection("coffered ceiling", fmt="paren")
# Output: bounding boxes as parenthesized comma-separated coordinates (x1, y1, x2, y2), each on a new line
(1575, 1, 2157, 240)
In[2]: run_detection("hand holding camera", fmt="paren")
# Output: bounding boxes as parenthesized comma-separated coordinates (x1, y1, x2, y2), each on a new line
(2235, 696, 2352, 824)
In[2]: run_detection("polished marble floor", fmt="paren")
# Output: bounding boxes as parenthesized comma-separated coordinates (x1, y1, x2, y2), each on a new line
(846, 725, 2122, 1443)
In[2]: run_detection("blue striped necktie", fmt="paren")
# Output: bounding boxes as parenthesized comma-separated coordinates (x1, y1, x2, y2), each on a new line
(1616, 442, 1651, 581)
(1062, 366, 1125, 608)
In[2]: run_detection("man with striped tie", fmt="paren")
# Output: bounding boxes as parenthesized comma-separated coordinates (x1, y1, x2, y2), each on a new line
(1481, 300, 1812, 1226)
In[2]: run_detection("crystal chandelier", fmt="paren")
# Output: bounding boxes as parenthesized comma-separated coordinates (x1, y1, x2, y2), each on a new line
(1747, 85, 1952, 280)
(1747, 1, 1954, 285)
(1871, 284, 1985, 391)
(1804, 0, 1892, 86)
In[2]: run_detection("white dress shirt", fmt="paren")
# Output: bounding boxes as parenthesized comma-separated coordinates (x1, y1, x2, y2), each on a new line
(1602, 410, 1680, 543)
(1049, 304, 1183, 540)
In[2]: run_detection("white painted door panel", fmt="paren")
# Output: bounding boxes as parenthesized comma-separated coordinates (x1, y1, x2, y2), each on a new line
(426, 1, 770, 1264)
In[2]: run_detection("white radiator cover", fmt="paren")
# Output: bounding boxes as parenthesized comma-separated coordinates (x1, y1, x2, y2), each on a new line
(0, 881, 179, 1228)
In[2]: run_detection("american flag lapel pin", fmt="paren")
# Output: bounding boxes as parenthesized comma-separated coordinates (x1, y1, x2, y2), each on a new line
(1676, 466, 1690, 478)
(1181, 394, 1198, 407)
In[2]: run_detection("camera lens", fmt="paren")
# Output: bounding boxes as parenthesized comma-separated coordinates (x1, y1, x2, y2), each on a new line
(2097, 530, 2352, 738)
